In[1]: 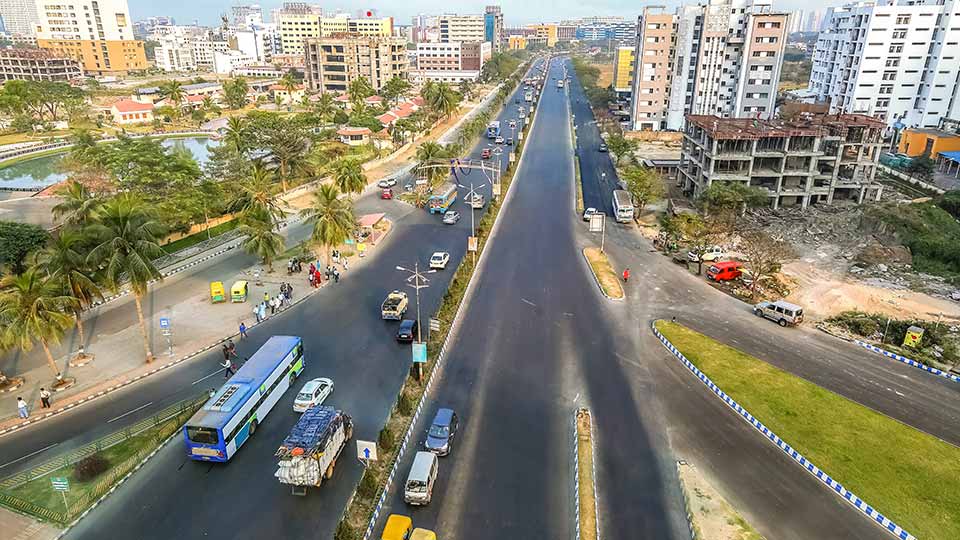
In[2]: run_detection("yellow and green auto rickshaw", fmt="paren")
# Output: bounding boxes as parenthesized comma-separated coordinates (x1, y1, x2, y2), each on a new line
(210, 281, 226, 303)
(230, 280, 248, 303)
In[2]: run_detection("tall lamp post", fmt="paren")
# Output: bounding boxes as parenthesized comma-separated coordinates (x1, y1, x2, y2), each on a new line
(396, 262, 435, 381)
(458, 180, 487, 268)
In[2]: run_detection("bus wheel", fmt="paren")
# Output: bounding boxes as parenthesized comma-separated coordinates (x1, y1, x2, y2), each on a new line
(325, 462, 335, 479)
(289, 372, 296, 386)
(249, 420, 258, 436)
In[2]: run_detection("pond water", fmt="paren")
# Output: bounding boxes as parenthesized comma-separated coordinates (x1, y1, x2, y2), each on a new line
(0, 137, 219, 191)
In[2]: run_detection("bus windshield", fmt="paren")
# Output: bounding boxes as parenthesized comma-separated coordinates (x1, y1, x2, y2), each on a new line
(186, 426, 219, 445)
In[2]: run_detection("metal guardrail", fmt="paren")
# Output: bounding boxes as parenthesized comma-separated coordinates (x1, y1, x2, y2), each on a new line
(0, 394, 206, 491)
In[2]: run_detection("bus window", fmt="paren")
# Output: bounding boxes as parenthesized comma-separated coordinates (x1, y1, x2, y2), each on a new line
(186, 426, 220, 445)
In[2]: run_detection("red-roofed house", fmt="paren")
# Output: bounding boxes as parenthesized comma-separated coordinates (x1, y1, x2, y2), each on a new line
(337, 126, 373, 146)
(377, 111, 400, 126)
(269, 83, 305, 105)
(364, 95, 383, 106)
(111, 100, 155, 125)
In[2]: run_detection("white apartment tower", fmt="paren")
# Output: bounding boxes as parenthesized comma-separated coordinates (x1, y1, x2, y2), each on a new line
(438, 14, 485, 43)
(34, 0, 147, 74)
(0, 0, 39, 36)
(809, 0, 960, 128)
(630, 0, 788, 131)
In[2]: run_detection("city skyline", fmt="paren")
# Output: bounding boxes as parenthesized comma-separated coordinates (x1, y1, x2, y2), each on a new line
(126, 0, 834, 28)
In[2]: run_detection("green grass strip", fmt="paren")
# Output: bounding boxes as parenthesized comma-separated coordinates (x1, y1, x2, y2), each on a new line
(655, 320, 960, 540)
(161, 219, 239, 254)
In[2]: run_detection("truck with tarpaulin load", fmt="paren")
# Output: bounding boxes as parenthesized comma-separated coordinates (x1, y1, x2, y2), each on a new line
(428, 183, 458, 215)
(275, 406, 353, 495)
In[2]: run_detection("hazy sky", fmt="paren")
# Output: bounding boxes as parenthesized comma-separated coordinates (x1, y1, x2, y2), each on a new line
(129, 0, 825, 27)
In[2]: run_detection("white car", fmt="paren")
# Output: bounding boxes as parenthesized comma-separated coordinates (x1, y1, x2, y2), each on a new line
(430, 252, 451, 270)
(293, 377, 334, 413)
(378, 178, 397, 188)
(495, 136, 505, 144)
(583, 207, 597, 222)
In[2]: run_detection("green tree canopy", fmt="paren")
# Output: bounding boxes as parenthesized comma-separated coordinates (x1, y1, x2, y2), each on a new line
(0, 80, 86, 122)
(0, 221, 49, 275)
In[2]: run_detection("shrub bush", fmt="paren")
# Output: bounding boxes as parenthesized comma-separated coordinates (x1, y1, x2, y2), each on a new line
(357, 470, 378, 499)
(378, 426, 394, 452)
(397, 392, 413, 416)
(74, 453, 110, 482)
(334, 521, 358, 540)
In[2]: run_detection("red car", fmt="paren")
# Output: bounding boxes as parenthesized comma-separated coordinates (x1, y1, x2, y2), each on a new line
(381, 188, 393, 200)
(481, 148, 492, 159)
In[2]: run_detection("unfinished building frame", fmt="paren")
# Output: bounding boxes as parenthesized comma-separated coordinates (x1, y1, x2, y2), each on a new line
(679, 113, 885, 209)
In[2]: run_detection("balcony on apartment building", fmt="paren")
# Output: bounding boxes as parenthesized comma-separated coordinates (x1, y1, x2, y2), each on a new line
(755, 137, 786, 156)
(783, 156, 811, 175)
(713, 139, 752, 158)
(751, 156, 782, 177)
(710, 159, 750, 181)
(786, 136, 819, 155)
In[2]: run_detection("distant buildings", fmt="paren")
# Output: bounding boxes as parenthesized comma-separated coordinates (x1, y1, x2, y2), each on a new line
(0, 0, 38, 36)
(438, 15, 486, 43)
(484, 6, 503, 52)
(274, 3, 392, 56)
(0, 47, 82, 81)
(612, 46, 634, 96)
(412, 40, 491, 83)
(809, 0, 960, 128)
(304, 35, 407, 93)
(627, 0, 788, 131)
(34, 0, 147, 75)
(154, 27, 229, 72)
(680, 113, 886, 209)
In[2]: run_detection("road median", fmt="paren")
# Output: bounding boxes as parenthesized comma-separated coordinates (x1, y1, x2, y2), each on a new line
(653, 320, 959, 540)
(575, 408, 599, 540)
(582, 248, 623, 299)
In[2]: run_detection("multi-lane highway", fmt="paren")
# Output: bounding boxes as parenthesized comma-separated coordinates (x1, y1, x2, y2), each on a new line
(41, 60, 545, 540)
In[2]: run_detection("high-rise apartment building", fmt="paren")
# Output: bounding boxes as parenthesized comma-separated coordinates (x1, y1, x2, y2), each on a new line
(612, 46, 635, 96)
(628, 0, 787, 131)
(413, 40, 491, 82)
(527, 24, 558, 47)
(277, 3, 392, 56)
(438, 15, 485, 43)
(231, 4, 262, 27)
(34, 0, 147, 75)
(304, 35, 407, 93)
(154, 27, 228, 71)
(484, 6, 503, 52)
(809, 0, 960, 128)
(0, 0, 38, 36)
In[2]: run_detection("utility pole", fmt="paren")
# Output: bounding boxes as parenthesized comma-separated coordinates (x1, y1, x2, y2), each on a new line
(458, 180, 487, 268)
(396, 262, 435, 381)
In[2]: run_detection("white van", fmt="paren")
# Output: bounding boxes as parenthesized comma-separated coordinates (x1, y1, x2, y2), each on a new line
(403, 451, 438, 505)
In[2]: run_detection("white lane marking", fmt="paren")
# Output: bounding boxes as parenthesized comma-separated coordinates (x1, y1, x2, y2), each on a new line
(0, 442, 59, 469)
(521, 298, 536, 307)
(191, 370, 223, 386)
(106, 401, 154, 424)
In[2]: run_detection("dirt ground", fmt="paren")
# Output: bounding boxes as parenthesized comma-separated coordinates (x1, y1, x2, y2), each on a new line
(590, 62, 615, 89)
(678, 461, 764, 540)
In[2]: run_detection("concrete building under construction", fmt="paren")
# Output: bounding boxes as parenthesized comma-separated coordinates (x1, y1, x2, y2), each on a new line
(679, 113, 886, 209)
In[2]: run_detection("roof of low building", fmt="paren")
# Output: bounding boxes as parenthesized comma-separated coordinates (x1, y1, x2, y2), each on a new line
(112, 99, 155, 113)
(337, 126, 372, 136)
(685, 113, 885, 140)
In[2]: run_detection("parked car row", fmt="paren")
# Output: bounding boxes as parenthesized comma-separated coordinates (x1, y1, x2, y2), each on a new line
(403, 407, 460, 505)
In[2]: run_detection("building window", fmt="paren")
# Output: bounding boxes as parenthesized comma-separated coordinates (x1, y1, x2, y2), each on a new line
(882, 71, 897, 81)
(885, 58, 900, 67)
(879, 85, 893, 94)
(889, 44, 903, 53)
(895, 15, 911, 25)
(892, 30, 906, 39)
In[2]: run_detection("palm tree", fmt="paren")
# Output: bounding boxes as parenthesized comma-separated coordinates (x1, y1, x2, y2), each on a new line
(301, 184, 355, 266)
(313, 93, 336, 122)
(0, 268, 77, 379)
(52, 180, 101, 227)
(332, 159, 367, 195)
(229, 163, 285, 226)
(421, 80, 438, 106)
(161, 81, 185, 114)
(348, 77, 374, 103)
(280, 73, 298, 110)
(237, 210, 284, 272)
(415, 142, 450, 184)
(86, 195, 165, 364)
(429, 83, 461, 119)
(34, 230, 102, 360)
(306, 148, 332, 180)
(223, 116, 248, 154)
(68, 128, 99, 163)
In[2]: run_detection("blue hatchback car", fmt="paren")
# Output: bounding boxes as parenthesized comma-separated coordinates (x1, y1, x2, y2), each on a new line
(425, 408, 459, 456)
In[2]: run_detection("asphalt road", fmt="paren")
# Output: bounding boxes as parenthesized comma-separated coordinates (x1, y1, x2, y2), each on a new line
(43, 61, 545, 540)
(372, 57, 689, 540)
(568, 68, 619, 217)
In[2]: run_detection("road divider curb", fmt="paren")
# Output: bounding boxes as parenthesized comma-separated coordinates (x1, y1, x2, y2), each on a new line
(651, 321, 916, 540)
(573, 408, 600, 540)
(358, 58, 550, 540)
(675, 461, 698, 539)
(853, 339, 960, 384)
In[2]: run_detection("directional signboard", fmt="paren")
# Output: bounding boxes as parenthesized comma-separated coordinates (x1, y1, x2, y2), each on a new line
(412, 342, 427, 364)
(357, 440, 378, 463)
(51, 477, 69, 492)
(589, 213, 605, 233)
(159, 317, 170, 329)
(429, 318, 441, 332)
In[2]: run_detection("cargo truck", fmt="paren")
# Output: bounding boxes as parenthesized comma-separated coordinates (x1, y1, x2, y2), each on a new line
(275, 406, 353, 495)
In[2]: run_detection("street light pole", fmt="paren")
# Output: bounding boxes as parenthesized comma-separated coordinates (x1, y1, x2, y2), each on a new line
(396, 262, 434, 381)
(458, 180, 486, 268)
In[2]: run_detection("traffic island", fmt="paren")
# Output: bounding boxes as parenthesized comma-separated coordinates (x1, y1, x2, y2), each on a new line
(653, 320, 959, 540)
(583, 248, 624, 299)
(575, 408, 599, 540)
(677, 460, 763, 540)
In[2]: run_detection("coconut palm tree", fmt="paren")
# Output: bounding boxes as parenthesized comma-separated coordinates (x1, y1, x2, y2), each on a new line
(429, 83, 461, 119)
(52, 180, 101, 227)
(160, 80, 185, 114)
(223, 116, 248, 154)
(421, 80, 438, 106)
(332, 159, 366, 196)
(348, 77, 374, 103)
(415, 141, 450, 184)
(229, 163, 285, 227)
(86, 195, 165, 364)
(313, 92, 336, 122)
(34, 230, 102, 360)
(301, 184, 355, 266)
(237, 210, 284, 272)
(0, 268, 77, 378)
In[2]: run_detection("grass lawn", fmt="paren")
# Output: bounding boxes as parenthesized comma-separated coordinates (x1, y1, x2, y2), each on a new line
(161, 219, 239, 254)
(583, 247, 623, 299)
(655, 321, 960, 540)
(1, 409, 192, 523)
(575, 156, 584, 213)
(576, 410, 597, 540)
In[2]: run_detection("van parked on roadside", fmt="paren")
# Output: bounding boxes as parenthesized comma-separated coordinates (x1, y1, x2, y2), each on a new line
(753, 300, 804, 327)
(404, 451, 438, 505)
(706, 261, 742, 282)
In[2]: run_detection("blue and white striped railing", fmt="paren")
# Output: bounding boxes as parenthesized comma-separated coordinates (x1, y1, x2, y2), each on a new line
(854, 340, 960, 384)
(652, 322, 916, 540)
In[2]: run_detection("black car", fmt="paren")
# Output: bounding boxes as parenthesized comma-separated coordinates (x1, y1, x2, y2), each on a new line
(396, 319, 418, 342)
(598, 142, 608, 152)
(506, 137, 513, 146)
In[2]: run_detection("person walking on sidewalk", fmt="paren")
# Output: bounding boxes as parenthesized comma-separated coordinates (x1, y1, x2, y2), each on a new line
(263, 291, 269, 303)
(221, 358, 236, 378)
(253, 304, 262, 323)
(40, 388, 51, 409)
(226, 339, 238, 358)
(16, 397, 28, 419)
(622, 268, 630, 283)
(239, 322, 248, 339)
(222, 344, 232, 362)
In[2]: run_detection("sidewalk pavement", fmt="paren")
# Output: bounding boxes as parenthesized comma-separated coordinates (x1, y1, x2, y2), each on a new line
(0, 505, 58, 540)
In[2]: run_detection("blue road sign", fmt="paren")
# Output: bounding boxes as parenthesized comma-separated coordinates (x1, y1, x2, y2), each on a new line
(159, 317, 170, 329)
(412, 343, 427, 364)
(363, 448, 371, 459)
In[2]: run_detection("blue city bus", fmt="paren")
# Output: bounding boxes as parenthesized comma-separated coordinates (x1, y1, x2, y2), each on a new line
(486, 121, 501, 139)
(183, 335, 305, 462)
